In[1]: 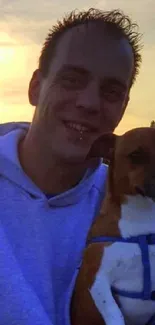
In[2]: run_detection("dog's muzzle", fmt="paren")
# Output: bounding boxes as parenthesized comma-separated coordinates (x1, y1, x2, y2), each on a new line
(135, 178, 155, 201)
(144, 178, 155, 201)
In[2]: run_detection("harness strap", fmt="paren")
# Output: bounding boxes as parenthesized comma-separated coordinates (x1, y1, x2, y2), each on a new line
(88, 234, 155, 300)
(139, 236, 151, 299)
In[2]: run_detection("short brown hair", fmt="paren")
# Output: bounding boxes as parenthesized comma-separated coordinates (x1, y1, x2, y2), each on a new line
(39, 8, 142, 86)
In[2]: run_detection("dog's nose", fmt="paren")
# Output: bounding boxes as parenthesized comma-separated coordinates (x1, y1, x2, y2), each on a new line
(144, 178, 155, 201)
(135, 186, 146, 197)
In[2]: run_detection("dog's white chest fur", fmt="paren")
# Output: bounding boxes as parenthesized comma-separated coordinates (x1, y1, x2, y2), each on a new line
(90, 195, 155, 325)
(119, 195, 155, 237)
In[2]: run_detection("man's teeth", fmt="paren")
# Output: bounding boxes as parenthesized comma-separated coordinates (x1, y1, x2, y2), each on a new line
(66, 122, 89, 132)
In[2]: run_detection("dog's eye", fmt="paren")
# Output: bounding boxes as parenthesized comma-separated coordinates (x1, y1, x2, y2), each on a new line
(128, 149, 148, 165)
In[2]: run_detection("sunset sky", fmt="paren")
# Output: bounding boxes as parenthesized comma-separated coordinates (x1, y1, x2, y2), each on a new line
(0, 0, 154, 134)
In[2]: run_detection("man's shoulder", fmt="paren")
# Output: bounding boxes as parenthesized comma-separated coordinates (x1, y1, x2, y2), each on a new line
(92, 161, 108, 195)
(0, 122, 30, 136)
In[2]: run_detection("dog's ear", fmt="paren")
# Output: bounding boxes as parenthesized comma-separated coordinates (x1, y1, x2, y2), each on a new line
(87, 133, 117, 161)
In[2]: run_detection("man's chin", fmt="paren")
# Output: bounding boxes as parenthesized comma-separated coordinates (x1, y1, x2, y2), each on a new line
(56, 148, 90, 165)
(63, 154, 88, 165)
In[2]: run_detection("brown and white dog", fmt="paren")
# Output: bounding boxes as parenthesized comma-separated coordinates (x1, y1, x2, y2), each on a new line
(71, 127, 155, 325)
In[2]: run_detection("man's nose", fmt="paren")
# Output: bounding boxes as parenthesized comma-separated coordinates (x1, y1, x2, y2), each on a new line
(76, 81, 100, 114)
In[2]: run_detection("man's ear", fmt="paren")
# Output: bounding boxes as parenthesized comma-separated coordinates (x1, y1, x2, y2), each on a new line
(87, 133, 118, 160)
(28, 69, 42, 106)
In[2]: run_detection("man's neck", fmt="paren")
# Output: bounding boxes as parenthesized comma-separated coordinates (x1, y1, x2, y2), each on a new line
(18, 134, 92, 195)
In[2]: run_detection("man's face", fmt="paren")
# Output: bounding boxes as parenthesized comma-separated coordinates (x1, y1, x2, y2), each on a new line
(30, 22, 134, 163)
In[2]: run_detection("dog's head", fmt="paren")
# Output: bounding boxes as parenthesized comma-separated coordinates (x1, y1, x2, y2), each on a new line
(88, 127, 155, 201)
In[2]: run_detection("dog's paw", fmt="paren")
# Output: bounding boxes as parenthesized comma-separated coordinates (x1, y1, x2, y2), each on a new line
(89, 273, 125, 325)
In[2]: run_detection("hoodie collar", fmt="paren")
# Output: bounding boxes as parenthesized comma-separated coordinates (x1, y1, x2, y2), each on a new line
(0, 123, 106, 206)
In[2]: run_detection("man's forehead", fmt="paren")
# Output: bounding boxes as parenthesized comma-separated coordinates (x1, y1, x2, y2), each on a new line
(50, 22, 133, 85)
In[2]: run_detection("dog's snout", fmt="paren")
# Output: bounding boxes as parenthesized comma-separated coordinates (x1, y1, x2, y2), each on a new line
(135, 186, 146, 197)
(144, 177, 155, 201)
(135, 177, 155, 200)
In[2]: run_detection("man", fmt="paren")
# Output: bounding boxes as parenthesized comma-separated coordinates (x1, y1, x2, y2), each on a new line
(0, 8, 142, 325)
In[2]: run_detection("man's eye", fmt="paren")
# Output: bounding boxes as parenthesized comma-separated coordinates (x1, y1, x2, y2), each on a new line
(63, 76, 76, 83)
(101, 88, 125, 102)
(61, 74, 83, 89)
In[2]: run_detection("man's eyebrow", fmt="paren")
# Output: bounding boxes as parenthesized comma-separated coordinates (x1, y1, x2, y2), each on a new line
(59, 64, 90, 75)
(101, 78, 127, 90)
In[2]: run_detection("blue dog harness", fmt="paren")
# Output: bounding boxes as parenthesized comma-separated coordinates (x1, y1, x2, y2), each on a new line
(88, 234, 155, 301)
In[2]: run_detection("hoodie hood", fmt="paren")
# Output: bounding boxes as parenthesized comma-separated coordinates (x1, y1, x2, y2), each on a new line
(0, 122, 107, 207)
